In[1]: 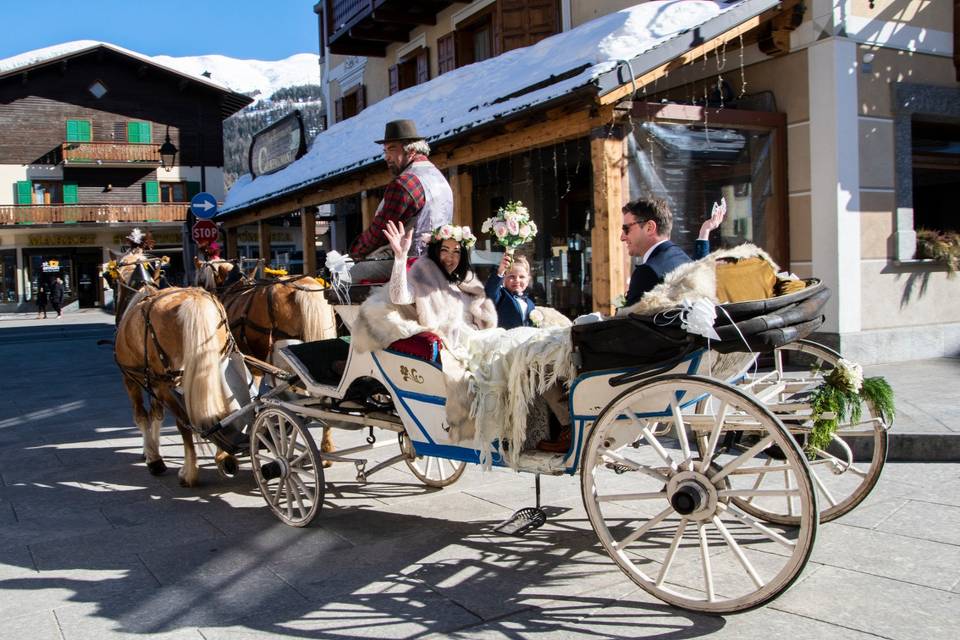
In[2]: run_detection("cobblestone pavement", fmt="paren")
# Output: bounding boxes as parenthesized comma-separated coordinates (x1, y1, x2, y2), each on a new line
(0, 317, 957, 639)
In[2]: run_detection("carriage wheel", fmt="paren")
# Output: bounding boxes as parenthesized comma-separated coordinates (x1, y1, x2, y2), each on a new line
(736, 340, 888, 525)
(581, 374, 818, 614)
(399, 433, 467, 488)
(251, 407, 324, 527)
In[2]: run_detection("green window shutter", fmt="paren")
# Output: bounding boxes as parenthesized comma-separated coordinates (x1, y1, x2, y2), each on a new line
(62, 183, 79, 204)
(143, 180, 160, 203)
(139, 122, 152, 143)
(16, 180, 33, 204)
(66, 120, 91, 142)
(127, 122, 140, 143)
(186, 181, 201, 200)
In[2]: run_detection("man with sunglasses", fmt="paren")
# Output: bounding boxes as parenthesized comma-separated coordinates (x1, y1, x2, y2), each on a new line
(621, 197, 694, 306)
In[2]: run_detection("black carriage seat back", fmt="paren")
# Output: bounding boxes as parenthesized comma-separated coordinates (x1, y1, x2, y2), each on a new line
(280, 338, 351, 387)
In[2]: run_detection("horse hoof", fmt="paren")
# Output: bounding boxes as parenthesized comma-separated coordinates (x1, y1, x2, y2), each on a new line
(178, 475, 199, 488)
(147, 459, 167, 475)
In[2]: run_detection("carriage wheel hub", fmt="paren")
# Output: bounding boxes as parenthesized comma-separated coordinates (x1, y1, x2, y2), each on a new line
(667, 471, 718, 520)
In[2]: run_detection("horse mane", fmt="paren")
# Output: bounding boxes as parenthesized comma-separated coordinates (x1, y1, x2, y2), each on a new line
(293, 278, 335, 342)
(177, 291, 230, 429)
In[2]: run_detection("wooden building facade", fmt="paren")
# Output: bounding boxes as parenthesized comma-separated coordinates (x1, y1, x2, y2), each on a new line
(0, 42, 251, 310)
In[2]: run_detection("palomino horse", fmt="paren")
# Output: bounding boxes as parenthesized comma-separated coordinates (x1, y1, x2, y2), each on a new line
(196, 259, 338, 461)
(109, 249, 236, 486)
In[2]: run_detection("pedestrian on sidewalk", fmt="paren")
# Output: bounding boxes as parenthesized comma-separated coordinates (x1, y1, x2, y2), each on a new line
(50, 276, 64, 319)
(35, 283, 48, 319)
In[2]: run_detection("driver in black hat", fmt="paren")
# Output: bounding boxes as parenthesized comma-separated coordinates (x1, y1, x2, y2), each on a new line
(349, 119, 453, 261)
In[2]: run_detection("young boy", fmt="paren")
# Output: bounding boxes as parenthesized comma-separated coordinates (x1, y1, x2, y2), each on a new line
(484, 253, 536, 329)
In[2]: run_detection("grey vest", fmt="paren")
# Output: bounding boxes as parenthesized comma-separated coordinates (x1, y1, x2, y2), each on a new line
(403, 160, 453, 255)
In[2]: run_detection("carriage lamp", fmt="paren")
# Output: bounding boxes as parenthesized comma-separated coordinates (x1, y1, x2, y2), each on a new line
(159, 132, 178, 171)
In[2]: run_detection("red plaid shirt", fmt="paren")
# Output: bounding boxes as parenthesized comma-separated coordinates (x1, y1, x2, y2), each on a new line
(349, 154, 428, 259)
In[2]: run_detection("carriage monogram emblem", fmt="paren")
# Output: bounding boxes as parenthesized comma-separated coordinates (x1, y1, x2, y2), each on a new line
(399, 366, 424, 384)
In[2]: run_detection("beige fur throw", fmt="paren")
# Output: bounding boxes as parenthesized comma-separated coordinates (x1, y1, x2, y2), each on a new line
(617, 243, 779, 317)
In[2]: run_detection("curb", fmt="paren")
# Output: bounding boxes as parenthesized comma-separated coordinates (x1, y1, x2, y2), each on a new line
(887, 433, 960, 462)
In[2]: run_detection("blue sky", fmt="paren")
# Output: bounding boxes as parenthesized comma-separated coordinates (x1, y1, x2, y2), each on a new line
(0, 0, 319, 60)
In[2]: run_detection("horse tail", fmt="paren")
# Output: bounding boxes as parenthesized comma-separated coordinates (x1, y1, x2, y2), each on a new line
(295, 281, 337, 342)
(178, 291, 230, 430)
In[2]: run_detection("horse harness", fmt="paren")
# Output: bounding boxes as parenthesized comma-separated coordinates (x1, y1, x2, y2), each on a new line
(225, 276, 325, 355)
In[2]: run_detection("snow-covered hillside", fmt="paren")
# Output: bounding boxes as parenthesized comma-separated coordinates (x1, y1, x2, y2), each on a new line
(153, 52, 324, 188)
(151, 52, 320, 104)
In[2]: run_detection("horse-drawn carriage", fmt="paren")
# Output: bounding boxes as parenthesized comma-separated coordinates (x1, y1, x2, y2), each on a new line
(106, 250, 890, 615)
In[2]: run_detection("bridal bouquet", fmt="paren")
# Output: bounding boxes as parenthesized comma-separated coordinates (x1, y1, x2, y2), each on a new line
(481, 201, 537, 255)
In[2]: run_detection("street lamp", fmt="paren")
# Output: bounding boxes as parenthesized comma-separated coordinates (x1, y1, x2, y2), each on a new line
(159, 130, 178, 171)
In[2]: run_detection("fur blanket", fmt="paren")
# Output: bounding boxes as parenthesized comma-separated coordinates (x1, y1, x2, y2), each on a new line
(617, 243, 779, 317)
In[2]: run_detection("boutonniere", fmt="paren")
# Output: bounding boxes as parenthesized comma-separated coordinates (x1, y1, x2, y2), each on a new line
(529, 309, 544, 327)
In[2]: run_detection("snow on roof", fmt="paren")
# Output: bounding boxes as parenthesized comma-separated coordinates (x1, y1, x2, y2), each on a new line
(222, 0, 764, 216)
(0, 40, 234, 94)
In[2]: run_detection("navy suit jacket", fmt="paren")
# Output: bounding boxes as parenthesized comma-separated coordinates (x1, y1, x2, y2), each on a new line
(484, 272, 536, 329)
(624, 240, 695, 306)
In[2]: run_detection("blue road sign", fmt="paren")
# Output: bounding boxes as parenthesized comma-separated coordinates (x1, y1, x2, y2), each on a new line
(190, 192, 218, 219)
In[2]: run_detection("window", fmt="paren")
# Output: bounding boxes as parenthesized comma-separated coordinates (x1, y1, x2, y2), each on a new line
(388, 48, 429, 95)
(159, 181, 200, 203)
(455, 9, 494, 67)
(14, 181, 73, 204)
(88, 80, 108, 99)
(66, 119, 92, 142)
(334, 85, 366, 123)
(127, 121, 153, 144)
(0, 250, 17, 303)
(911, 119, 960, 233)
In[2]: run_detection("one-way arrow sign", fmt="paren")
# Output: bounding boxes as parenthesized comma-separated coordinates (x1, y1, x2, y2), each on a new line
(190, 192, 218, 219)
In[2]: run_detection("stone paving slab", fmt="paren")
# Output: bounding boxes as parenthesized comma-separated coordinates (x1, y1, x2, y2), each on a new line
(874, 499, 960, 547)
(3, 609, 66, 640)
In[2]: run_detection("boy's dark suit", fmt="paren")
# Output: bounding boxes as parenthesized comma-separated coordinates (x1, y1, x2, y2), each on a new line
(485, 272, 536, 329)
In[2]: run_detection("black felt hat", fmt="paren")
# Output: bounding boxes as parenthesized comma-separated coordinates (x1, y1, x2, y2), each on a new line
(375, 119, 424, 144)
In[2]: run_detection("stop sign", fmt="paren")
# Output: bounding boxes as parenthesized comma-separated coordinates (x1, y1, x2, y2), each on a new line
(192, 220, 218, 243)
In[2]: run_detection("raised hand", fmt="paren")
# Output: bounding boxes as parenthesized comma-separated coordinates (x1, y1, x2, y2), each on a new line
(497, 252, 513, 277)
(699, 197, 727, 241)
(384, 220, 414, 257)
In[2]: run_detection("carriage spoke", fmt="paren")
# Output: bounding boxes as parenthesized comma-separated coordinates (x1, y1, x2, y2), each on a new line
(600, 450, 670, 483)
(698, 523, 715, 602)
(288, 478, 306, 518)
(257, 432, 280, 459)
(613, 505, 674, 551)
(290, 472, 316, 504)
(283, 480, 293, 519)
(718, 488, 801, 498)
(656, 517, 688, 587)
(810, 469, 839, 507)
(626, 409, 677, 470)
(710, 435, 774, 483)
(598, 491, 668, 503)
(697, 401, 729, 473)
(784, 470, 795, 517)
(713, 515, 765, 589)
(718, 503, 796, 548)
(271, 477, 284, 507)
(670, 399, 691, 462)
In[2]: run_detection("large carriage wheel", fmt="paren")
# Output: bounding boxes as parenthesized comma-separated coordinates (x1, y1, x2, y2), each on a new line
(251, 407, 325, 527)
(581, 374, 818, 614)
(737, 340, 888, 525)
(399, 433, 467, 488)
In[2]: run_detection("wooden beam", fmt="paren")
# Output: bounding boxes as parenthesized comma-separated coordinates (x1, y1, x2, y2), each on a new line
(590, 128, 627, 315)
(258, 220, 271, 265)
(360, 190, 379, 229)
(225, 226, 238, 259)
(348, 26, 408, 43)
(449, 167, 473, 227)
(370, 9, 436, 26)
(301, 208, 317, 274)
(222, 104, 616, 229)
(598, 1, 799, 106)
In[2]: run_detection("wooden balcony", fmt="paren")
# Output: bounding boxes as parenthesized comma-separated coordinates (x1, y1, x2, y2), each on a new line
(324, 0, 470, 56)
(0, 203, 188, 225)
(61, 141, 162, 166)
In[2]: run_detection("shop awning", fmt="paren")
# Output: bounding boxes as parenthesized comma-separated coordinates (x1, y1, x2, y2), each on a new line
(220, 0, 784, 219)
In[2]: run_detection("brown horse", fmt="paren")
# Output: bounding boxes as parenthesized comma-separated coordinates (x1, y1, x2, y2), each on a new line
(195, 259, 338, 461)
(110, 249, 236, 486)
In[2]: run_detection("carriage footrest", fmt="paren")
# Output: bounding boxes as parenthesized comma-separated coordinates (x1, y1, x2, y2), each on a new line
(494, 507, 547, 536)
(200, 421, 249, 456)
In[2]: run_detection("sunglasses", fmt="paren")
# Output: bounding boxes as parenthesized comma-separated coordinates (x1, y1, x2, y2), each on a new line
(621, 219, 650, 234)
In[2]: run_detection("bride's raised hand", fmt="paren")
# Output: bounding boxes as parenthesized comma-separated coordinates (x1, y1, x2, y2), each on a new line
(384, 220, 414, 257)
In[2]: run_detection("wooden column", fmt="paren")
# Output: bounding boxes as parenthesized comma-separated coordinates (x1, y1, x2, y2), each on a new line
(590, 127, 627, 315)
(300, 208, 316, 274)
(225, 227, 238, 260)
(360, 191, 379, 229)
(450, 168, 473, 227)
(258, 220, 271, 265)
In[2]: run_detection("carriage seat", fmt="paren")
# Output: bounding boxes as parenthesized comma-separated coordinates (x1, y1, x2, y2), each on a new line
(387, 332, 443, 363)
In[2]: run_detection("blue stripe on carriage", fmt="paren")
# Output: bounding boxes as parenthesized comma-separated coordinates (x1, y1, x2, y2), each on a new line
(410, 441, 505, 467)
(371, 354, 441, 445)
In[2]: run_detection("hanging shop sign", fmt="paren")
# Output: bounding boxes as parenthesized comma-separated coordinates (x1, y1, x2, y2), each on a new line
(248, 110, 307, 178)
(29, 234, 96, 246)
